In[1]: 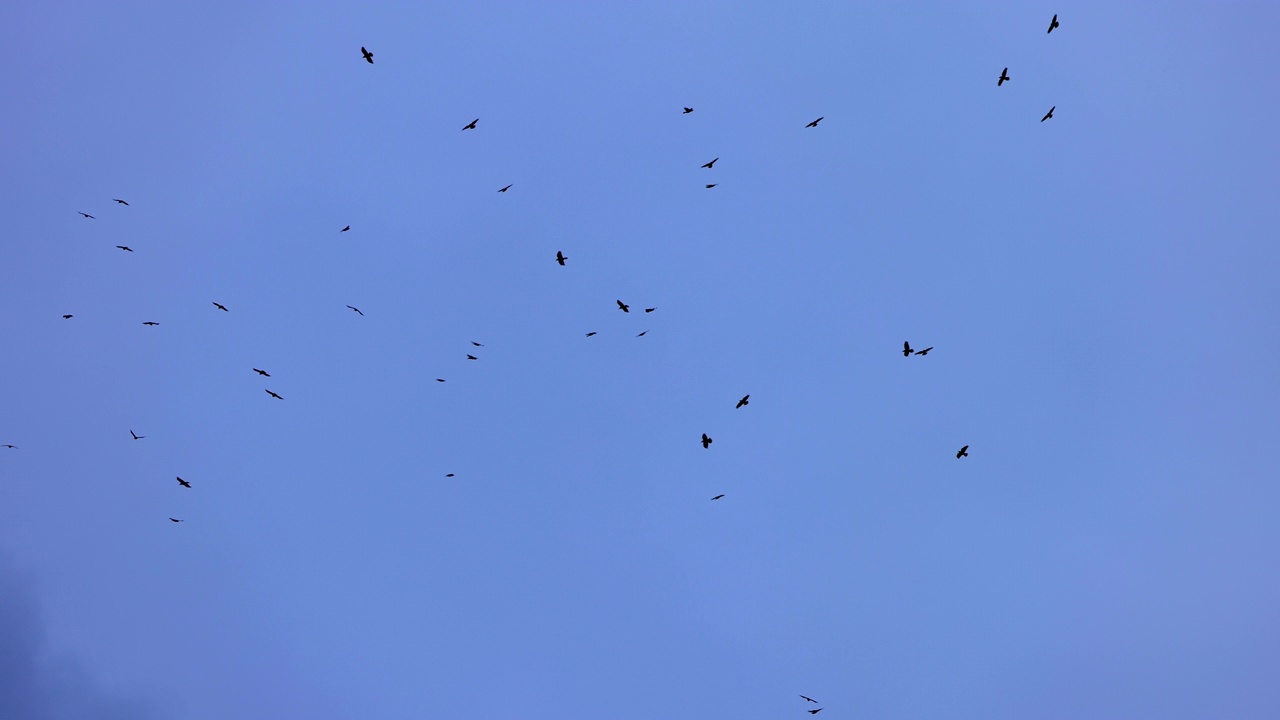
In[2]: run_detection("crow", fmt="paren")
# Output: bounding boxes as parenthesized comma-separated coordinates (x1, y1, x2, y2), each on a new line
(113, 199, 129, 205)
(361, 46, 373, 63)
(130, 430, 145, 440)
(957, 445, 969, 459)
(701, 433, 713, 449)
(62, 314, 73, 319)
(701, 157, 719, 169)
(347, 305, 364, 316)
(78, 212, 95, 219)
(341, 225, 350, 232)
(176, 476, 191, 488)
(462, 118, 479, 130)
(915, 347, 933, 356)
(143, 321, 159, 326)
(617, 300, 630, 312)
(711, 494, 725, 500)
(806, 116, 824, 127)
(1041, 106, 1055, 122)
(212, 302, 228, 312)
(736, 394, 750, 409)
(556, 251, 568, 266)
(998, 67, 1010, 86)
(116, 246, 133, 252)
(683, 107, 694, 114)
(903, 341, 913, 357)
(266, 389, 283, 399)
(1048, 14, 1060, 34)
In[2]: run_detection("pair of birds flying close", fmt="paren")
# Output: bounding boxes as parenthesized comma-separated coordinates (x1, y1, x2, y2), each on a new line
(903, 342, 933, 356)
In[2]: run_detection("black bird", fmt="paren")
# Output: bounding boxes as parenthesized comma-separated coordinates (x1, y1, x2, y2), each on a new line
(341, 225, 350, 232)
(711, 494, 725, 500)
(212, 302, 228, 312)
(462, 118, 479, 130)
(62, 314, 73, 319)
(436, 378, 446, 382)
(806, 116, 824, 127)
(471, 341, 484, 347)
(556, 251, 568, 266)
(253, 368, 271, 377)
(903, 341, 913, 357)
(1048, 14, 1060, 34)
(957, 445, 969, 459)
(644, 307, 655, 313)
(130, 430, 144, 440)
(800, 696, 819, 704)
(915, 347, 933, 356)
(445, 473, 455, 477)
(617, 300, 630, 312)
(736, 394, 750, 409)
(586, 332, 597, 337)
(998, 67, 1010, 86)
(808, 710, 823, 715)
(266, 389, 283, 399)
(143, 321, 159, 326)
(116, 246, 133, 252)
(361, 46, 374, 63)
(701, 433, 713, 448)
(176, 476, 191, 488)
(347, 305, 364, 316)
(705, 184, 717, 188)
(683, 107, 694, 114)
(636, 330, 647, 337)
(1041, 106, 1055, 122)
(701, 157, 719, 169)
(113, 199, 129, 205)
(169, 518, 183, 523)
(78, 212, 95, 218)
(2, 445, 16, 449)
(466, 354, 477, 360)
(498, 184, 512, 192)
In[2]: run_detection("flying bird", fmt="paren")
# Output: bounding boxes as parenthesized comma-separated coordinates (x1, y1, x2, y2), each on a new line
(462, 118, 479, 130)
(636, 331, 647, 337)
(361, 46, 373, 63)
(253, 368, 270, 377)
(116, 246, 133, 252)
(1041, 106, 1055, 122)
(2, 445, 16, 449)
(142, 321, 159, 326)
(130, 430, 145, 440)
(806, 116, 824, 127)
(736, 394, 750, 409)
(705, 184, 717, 188)
(471, 341, 484, 347)
(62, 314, 73, 319)
(168, 518, 183, 523)
(212, 302, 228, 312)
(113, 199, 129, 205)
(701, 433, 713, 449)
(800, 696, 819, 704)
(176, 476, 191, 488)
(683, 107, 694, 114)
(957, 445, 969, 459)
(1047, 14, 1060, 33)
(903, 341, 913, 357)
(808, 710, 823, 715)
(915, 347, 933, 356)
(346, 305, 364, 316)
(998, 67, 1010, 86)
(617, 300, 630, 312)
(585, 332, 597, 337)
(701, 157, 719, 169)
(445, 473, 455, 477)
(466, 354, 478, 360)
(436, 378, 446, 382)
(644, 307, 655, 313)
(556, 251, 567, 266)
(498, 184, 512, 192)
(266, 389, 283, 399)
(78, 212, 95, 219)
(341, 225, 350, 232)
(711, 494, 725, 500)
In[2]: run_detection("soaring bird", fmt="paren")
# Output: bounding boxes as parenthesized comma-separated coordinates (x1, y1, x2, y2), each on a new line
(556, 251, 568, 266)
(462, 118, 479, 130)
(498, 184, 513, 192)
(253, 368, 271, 377)
(445, 473, 455, 477)
(808, 710, 823, 715)
(617, 300, 630, 312)
(176, 476, 191, 488)
(915, 347, 933, 356)
(705, 184, 717, 188)
(130, 430, 145, 440)
(143, 321, 159, 326)
(78, 212, 95, 219)
(585, 332, 597, 337)
(903, 341, 913, 357)
(800, 696, 819, 704)
(62, 314, 73, 319)
(466, 354, 478, 360)
(116, 246, 133, 252)
(736, 394, 750, 409)
(644, 307, 655, 313)
(361, 46, 374, 63)
(113, 199, 129, 205)
(998, 67, 1010, 86)
(636, 330, 647, 337)
(806, 116, 824, 127)
(1048, 14, 1060, 33)
(957, 445, 969, 459)
(701, 433, 713, 449)
(711, 494, 725, 500)
(266, 389, 283, 400)
(436, 378, 446, 382)
(2, 445, 16, 449)
(471, 341, 484, 347)
(347, 305, 364, 316)
(341, 225, 350, 232)
(683, 107, 694, 114)
(169, 518, 183, 523)
(1041, 106, 1055, 122)
(212, 302, 228, 312)
(701, 157, 719, 169)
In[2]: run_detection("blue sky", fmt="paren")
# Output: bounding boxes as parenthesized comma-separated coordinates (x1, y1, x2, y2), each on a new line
(3, 2, 1279, 718)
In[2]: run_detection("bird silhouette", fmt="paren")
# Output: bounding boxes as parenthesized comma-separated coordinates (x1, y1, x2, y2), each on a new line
(711, 494, 725, 500)
(586, 332, 597, 337)
(636, 331, 647, 337)
(903, 341, 913, 357)
(266, 389, 283, 399)
(253, 368, 271, 377)
(806, 116, 824, 127)
(556, 251, 568, 266)
(701, 157, 719, 169)
(130, 430, 144, 440)
(705, 184, 717, 188)
(683, 107, 694, 114)
(462, 118, 479, 130)
(361, 46, 373, 63)
(472, 341, 484, 347)
(915, 347, 933, 356)
(62, 314, 73, 319)
(701, 433, 713, 448)
(808, 710, 823, 715)
(212, 302, 228, 312)
(644, 307, 655, 313)
(142, 321, 159, 326)
(957, 445, 969, 459)
(2, 444, 16, 449)
(113, 199, 129, 205)
(116, 246, 133, 252)
(341, 225, 350, 232)
(1048, 14, 1060, 33)
(998, 67, 1010, 86)
(617, 300, 630, 312)
(466, 354, 478, 360)
(168, 518, 183, 523)
(78, 212, 95, 219)
(445, 473, 455, 477)
(176, 476, 191, 488)
(1041, 106, 1055, 122)
(736, 394, 750, 409)
(498, 184, 513, 192)
(436, 378, 446, 382)
(347, 305, 364, 316)
(800, 696, 819, 704)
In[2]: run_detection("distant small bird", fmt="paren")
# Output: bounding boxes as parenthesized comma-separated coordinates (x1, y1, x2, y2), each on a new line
(116, 246, 133, 252)
(361, 46, 374, 63)
(62, 314, 73, 319)
(556, 251, 568, 266)
(705, 184, 717, 188)
(169, 518, 183, 523)
(212, 302, 228, 312)
(998, 67, 1010, 86)
(683, 107, 694, 114)
(1047, 14, 1060, 34)
(445, 473, 455, 477)
(143, 321, 159, 326)
(130, 430, 145, 440)
(586, 332, 597, 337)
(176, 476, 191, 488)
(701, 157, 719, 169)
(471, 341, 484, 347)
(253, 368, 271, 377)
(636, 330, 647, 337)
(806, 116, 824, 127)
(78, 212, 95, 219)
(915, 347, 933, 356)
(617, 300, 630, 312)
(957, 445, 969, 459)
(466, 354, 477, 360)
(711, 494, 725, 500)
(903, 341, 913, 357)
(341, 225, 350, 232)
(436, 378, 446, 382)
(808, 710, 823, 715)
(346, 305, 364, 316)
(800, 695, 819, 704)
(498, 184, 512, 192)
(113, 199, 129, 205)
(701, 433, 713, 449)
(1041, 106, 1055, 122)
(644, 307, 655, 313)
(736, 394, 750, 409)
(266, 389, 283, 399)
(462, 118, 479, 131)
(2, 444, 16, 449)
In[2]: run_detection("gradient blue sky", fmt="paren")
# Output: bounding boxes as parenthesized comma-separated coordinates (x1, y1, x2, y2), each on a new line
(3, 2, 1279, 718)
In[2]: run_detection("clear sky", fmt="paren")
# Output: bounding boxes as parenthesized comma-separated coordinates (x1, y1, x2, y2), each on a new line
(2, 2, 1279, 718)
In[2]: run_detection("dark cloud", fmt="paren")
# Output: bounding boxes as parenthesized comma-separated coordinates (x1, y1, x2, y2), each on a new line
(0, 558, 157, 720)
